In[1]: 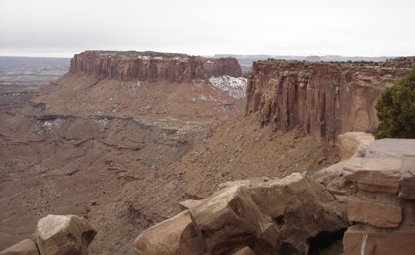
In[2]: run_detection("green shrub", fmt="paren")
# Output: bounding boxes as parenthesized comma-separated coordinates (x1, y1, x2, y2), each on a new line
(374, 67, 415, 139)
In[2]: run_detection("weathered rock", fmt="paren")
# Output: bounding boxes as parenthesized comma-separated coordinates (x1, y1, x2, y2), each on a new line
(343, 157, 403, 194)
(246, 60, 409, 141)
(35, 215, 96, 255)
(343, 225, 415, 255)
(347, 197, 402, 228)
(249, 173, 347, 254)
(178, 218, 207, 255)
(399, 158, 415, 199)
(310, 132, 374, 194)
(179, 199, 203, 211)
(366, 139, 415, 158)
(0, 239, 39, 255)
(232, 247, 256, 255)
(136, 173, 347, 255)
(70, 51, 242, 81)
(337, 132, 374, 160)
(133, 210, 194, 255)
(189, 184, 279, 255)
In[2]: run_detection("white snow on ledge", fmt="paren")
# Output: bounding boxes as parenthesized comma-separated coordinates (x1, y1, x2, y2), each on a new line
(208, 75, 247, 99)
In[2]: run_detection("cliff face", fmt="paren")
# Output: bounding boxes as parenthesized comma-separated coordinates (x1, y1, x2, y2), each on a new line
(69, 51, 242, 81)
(246, 60, 409, 141)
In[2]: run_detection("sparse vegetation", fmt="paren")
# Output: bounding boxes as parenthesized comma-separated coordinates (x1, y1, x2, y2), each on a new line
(374, 67, 415, 139)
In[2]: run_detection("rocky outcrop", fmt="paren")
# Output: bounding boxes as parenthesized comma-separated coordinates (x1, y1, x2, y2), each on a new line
(133, 172, 347, 255)
(340, 139, 415, 255)
(246, 59, 411, 140)
(336, 132, 375, 160)
(343, 139, 415, 195)
(69, 51, 242, 81)
(347, 197, 402, 228)
(0, 239, 39, 255)
(1, 215, 96, 255)
(36, 215, 96, 255)
(343, 225, 415, 255)
(133, 210, 196, 255)
(310, 136, 415, 254)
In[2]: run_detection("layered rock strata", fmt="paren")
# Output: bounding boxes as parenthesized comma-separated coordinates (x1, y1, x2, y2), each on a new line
(341, 139, 415, 255)
(69, 51, 242, 81)
(133, 172, 347, 255)
(246, 59, 411, 140)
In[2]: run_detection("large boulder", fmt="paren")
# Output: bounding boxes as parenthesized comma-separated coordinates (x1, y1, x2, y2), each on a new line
(133, 210, 197, 255)
(0, 239, 39, 255)
(35, 215, 96, 255)
(248, 173, 346, 254)
(134, 173, 348, 255)
(189, 184, 279, 255)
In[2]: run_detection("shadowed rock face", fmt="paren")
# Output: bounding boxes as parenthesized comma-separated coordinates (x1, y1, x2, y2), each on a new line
(69, 51, 242, 81)
(133, 173, 347, 255)
(246, 60, 410, 141)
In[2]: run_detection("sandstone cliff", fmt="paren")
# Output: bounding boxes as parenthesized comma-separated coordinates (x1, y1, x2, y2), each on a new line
(246, 60, 410, 141)
(69, 51, 242, 81)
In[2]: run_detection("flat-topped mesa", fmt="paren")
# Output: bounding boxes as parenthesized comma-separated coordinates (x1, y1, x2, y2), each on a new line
(69, 51, 242, 81)
(246, 59, 412, 141)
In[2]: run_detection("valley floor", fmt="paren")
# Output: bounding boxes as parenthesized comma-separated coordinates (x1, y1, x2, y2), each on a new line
(0, 83, 338, 254)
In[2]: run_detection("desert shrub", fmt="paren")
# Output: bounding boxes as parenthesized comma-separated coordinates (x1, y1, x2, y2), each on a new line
(374, 67, 415, 139)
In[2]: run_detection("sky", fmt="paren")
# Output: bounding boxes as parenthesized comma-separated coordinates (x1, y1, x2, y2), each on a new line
(0, 0, 414, 58)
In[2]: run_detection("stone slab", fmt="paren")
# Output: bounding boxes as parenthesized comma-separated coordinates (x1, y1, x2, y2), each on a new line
(344, 157, 403, 194)
(366, 139, 415, 158)
(343, 225, 415, 255)
(347, 197, 402, 228)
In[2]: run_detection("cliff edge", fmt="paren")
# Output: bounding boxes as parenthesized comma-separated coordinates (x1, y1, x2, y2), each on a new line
(246, 59, 414, 141)
(69, 51, 242, 81)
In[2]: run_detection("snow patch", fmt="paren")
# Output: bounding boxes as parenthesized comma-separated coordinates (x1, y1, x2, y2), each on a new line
(41, 118, 64, 131)
(93, 118, 109, 132)
(208, 76, 247, 99)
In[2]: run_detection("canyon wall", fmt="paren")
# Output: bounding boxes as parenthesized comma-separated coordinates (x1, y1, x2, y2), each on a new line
(69, 51, 242, 81)
(246, 59, 411, 141)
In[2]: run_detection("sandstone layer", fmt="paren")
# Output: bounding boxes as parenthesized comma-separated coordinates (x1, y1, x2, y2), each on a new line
(133, 172, 347, 255)
(70, 51, 242, 81)
(246, 59, 412, 140)
(340, 139, 415, 255)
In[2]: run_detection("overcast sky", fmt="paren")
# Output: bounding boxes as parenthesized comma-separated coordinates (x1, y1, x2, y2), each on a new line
(0, 0, 414, 57)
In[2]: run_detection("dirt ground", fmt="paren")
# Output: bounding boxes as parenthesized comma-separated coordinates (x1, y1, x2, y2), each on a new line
(0, 80, 338, 254)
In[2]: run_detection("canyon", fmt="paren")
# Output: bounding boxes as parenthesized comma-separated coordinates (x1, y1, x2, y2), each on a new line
(1, 52, 414, 254)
